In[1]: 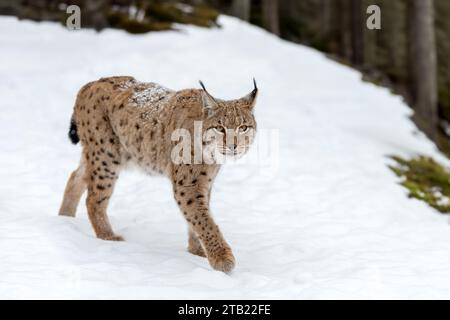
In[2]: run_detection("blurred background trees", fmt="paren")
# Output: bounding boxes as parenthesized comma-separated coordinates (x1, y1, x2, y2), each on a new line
(0, 0, 449, 155)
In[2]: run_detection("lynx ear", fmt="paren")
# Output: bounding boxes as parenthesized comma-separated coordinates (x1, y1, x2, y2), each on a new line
(199, 81, 218, 115)
(241, 78, 258, 110)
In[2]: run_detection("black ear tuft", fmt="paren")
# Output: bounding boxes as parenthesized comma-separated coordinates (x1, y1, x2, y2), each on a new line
(251, 78, 258, 98)
(199, 80, 207, 91)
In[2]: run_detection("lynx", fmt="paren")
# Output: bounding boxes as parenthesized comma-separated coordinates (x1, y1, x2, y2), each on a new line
(59, 76, 258, 273)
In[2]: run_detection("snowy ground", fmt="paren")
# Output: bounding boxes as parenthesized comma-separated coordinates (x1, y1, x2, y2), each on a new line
(1, 15, 450, 299)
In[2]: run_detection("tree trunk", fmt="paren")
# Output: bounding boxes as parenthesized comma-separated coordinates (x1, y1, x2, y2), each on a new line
(408, 0, 438, 138)
(262, 0, 280, 36)
(0, 0, 20, 16)
(84, 0, 110, 31)
(231, 0, 251, 22)
(362, 0, 377, 68)
(338, 0, 352, 61)
(351, 0, 364, 66)
(320, 0, 332, 38)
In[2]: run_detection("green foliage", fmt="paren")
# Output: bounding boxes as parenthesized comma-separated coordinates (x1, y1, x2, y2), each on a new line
(389, 155, 450, 213)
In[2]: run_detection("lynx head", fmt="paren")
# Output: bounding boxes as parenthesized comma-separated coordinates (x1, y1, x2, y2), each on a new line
(200, 80, 258, 162)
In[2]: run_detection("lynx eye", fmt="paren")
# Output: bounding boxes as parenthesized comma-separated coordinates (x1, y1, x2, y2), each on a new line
(238, 125, 250, 134)
(213, 126, 226, 134)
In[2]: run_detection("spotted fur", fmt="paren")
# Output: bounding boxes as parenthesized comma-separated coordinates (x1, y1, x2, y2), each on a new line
(59, 76, 258, 273)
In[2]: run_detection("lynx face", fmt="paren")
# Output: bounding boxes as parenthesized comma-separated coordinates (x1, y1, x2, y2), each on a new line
(203, 110, 256, 160)
(200, 82, 258, 162)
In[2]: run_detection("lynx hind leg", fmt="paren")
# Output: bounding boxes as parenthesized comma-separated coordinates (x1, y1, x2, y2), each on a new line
(85, 145, 124, 241)
(188, 228, 206, 257)
(59, 158, 87, 217)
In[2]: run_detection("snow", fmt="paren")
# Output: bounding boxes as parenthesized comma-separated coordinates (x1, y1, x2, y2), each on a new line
(1, 15, 450, 299)
(129, 82, 173, 108)
(128, 81, 174, 123)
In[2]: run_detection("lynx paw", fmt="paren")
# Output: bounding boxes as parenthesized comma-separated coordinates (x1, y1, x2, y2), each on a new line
(208, 247, 235, 273)
(188, 245, 207, 257)
(99, 234, 124, 242)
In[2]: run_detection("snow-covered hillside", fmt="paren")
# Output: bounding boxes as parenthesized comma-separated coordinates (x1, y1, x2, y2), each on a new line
(1, 15, 450, 299)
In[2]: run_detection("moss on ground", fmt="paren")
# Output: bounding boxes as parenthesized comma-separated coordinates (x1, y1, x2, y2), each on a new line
(107, 3, 219, 34)
(389, 155, 450, 213)
(107, 12, 172, 33)
(6, 2, 219, 34)
(147, 3, 219, 28)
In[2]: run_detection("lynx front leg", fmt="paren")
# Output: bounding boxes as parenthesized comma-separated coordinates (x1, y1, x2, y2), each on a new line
(175, 179, 235, 273)
(59, 159, 87, 217)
